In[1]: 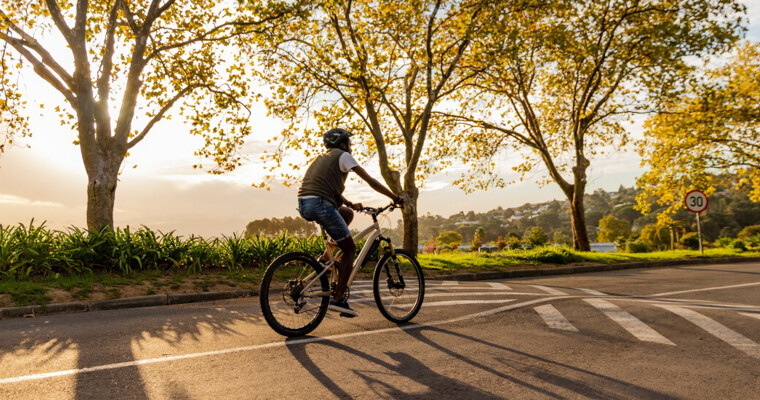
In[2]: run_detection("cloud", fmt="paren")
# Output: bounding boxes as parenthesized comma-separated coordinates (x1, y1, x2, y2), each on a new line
(0, 194, 65, 208)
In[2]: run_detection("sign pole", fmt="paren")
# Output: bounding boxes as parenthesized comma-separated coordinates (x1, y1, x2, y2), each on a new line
(696, 212, 703, 254)
(684, 190, 708, 255)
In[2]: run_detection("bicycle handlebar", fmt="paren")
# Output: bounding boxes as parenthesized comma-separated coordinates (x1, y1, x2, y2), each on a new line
(359, 201, 401, 219)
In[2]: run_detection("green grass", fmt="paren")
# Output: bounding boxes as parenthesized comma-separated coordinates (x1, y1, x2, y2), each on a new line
(418, 246, 760, 273)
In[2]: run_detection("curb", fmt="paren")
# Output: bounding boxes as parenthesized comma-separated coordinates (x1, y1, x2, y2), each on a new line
(0, 290, 255, 320)
(428, 256, 760, 281)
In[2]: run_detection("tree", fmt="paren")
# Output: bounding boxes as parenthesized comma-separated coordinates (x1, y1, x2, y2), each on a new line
(0, 1, 286, 230)
(637, 42, 760, 224)
(445, 0, 744, 250)
(436, 230, 463, 246)
(597, 215, 631, 242)
(524, 226, 548, 247)
(254, 0, 531, 254)
(474, 226, 486, 241)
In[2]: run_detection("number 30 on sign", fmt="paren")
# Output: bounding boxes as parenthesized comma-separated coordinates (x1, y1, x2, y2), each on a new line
(684, 190, 708, 213)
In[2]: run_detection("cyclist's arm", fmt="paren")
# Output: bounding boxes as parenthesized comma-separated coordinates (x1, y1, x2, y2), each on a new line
(350, 166, 399, 202)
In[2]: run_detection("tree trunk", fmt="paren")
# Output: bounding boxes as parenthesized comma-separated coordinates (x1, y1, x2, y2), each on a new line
(401, 191, 419, 256)
(568, 192, 591, 251)
(83, 145, 123, 231)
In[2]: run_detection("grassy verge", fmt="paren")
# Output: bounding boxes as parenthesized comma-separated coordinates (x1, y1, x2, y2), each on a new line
(1, 246, 757, 308)
(417, 247, 760, 273)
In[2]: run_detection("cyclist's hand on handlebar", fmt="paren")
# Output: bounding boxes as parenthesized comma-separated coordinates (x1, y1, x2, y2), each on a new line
(349, 202, 363, 212)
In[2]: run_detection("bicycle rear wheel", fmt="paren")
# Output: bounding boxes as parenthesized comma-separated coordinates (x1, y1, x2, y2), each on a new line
(373, 249, 425, 323)
(260, 252, 330, 337)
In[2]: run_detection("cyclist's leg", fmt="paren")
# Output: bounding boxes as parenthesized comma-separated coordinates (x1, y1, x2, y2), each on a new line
(334, 236, 356, 300)
(320, 205, 354, 262)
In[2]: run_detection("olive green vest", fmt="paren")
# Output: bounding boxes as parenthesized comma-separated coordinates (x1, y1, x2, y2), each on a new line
(298, 148, 348, 208)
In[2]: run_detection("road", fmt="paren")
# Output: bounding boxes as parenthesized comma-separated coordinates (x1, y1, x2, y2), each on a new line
(1, 262, 759, 399)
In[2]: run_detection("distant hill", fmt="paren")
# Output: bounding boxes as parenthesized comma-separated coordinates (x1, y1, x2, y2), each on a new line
(245, 185, 760, 243)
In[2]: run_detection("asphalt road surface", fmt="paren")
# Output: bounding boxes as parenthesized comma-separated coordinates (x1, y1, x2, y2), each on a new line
(1, 262, 760, 399)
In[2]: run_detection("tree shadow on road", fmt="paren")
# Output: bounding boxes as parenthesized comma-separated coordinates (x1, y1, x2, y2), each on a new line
(0, 300, 262, 399)
(285, 336, 497, 399)
(401, 325, 679, 400)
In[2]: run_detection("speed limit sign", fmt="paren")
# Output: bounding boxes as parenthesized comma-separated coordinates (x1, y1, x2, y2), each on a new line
(685, 190, 708, 213)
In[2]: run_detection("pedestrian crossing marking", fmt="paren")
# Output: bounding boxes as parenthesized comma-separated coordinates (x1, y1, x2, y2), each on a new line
(576, 288, 606, 296)
(531, 285, 567, 295)
(585, 299, 675, 345)
(739, 312, 760, 321)
(487, 282, 512, 290)
(659, 305, 760, 359)
(535, 304, 579, 332)
(441, 280, 458, 286)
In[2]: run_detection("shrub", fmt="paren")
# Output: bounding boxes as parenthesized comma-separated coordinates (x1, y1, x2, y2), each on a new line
(737, 225, 760, 240)
(495, 236, 507, 251)
(730, 239, 747, 251)
(625, 240, 650, 253)
(524, 227, 548, 247)
(679, 232, 700, 250)
(715, 237, 733, 248)
(505, 236, 522, 250)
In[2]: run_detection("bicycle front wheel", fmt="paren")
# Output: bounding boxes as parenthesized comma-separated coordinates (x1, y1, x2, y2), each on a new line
(373, 249, 425, 323)
(260, 252, 330, 337)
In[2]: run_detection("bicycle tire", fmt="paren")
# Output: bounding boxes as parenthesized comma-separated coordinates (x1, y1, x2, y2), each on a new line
(260, 252, 330, 336)
(372, 249, 425, 323)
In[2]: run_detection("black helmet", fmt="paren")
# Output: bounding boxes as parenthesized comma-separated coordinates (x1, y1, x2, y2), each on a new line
(323, 128, 354, 149)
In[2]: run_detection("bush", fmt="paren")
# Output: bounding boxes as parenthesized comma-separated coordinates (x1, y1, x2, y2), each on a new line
(625, 240, 650, 253)
(730, 239, 747, 252)
(679, 232, 701, 250)
(524, 227, 548, 247)
(495, 236, 507, 251)
(522, 247, 580, 264)
(737, 225, 760, 240)
(715, 237, 733, 248)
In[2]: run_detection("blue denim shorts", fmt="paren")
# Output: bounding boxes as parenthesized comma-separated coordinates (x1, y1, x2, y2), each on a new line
(298, 197, 351, 241)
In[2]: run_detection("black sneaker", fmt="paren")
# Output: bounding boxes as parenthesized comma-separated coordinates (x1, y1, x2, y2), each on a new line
(328, 299, 358, 318)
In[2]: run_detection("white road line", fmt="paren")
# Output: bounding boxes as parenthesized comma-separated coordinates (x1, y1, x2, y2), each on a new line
(535, 304, 579, 332)
(585, 299, 674, 345)
(610, 297, 760, 313)
(0, 296, 568, 385)
(350, 286, 540, 295)
(531, 285, 567, 295)
(353, 291, 541, 303)
(423, 299, 516, 307)
(649, 281, 760, 297)
(487, 282, 513, 290)
(739, 312, 760, 321)
(659, 305, 760, 359)
(441, 280, 458, 286)
(575, 288, 606, 296)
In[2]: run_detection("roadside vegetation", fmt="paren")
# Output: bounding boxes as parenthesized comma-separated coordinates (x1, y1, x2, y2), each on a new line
(1, 222, 757, 307)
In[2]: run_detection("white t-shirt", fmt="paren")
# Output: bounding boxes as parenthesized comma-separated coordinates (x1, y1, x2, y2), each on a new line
(339, 152, 360, 173)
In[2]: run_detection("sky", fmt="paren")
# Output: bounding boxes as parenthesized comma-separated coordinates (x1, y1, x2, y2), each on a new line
(1, 2, 758, 237)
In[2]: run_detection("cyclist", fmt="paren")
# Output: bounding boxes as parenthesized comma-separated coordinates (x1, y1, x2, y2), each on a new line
(297, 128, 402, 317)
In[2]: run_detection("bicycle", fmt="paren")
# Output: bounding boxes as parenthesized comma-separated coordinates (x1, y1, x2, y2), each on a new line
(259, 202, 425, 337)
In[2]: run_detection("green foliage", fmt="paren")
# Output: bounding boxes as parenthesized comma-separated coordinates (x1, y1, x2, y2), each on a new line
(0, 222, 329, 279)
(680, 232, 701, 250)
(715, 237, 733, 248)
(730, 239, 747, 251)
(625, 240, 651, 253)
(524, 227, 549, 247)
(738, 225, 760, 240)
(470, 235, 483, 252)
(639, 224, 671, 251)
(597, 215, 631, 242)
(436, 231, 463, 246)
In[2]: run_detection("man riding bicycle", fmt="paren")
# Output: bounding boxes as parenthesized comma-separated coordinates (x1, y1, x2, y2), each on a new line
(297, 128, 402, 317)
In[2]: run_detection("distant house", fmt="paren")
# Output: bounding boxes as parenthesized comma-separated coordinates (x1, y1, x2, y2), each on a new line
(590, 242, 616, 253)
(455, 221, 480, 226)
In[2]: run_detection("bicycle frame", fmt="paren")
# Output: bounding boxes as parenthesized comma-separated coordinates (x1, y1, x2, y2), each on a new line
(299, 216, 394, 297)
